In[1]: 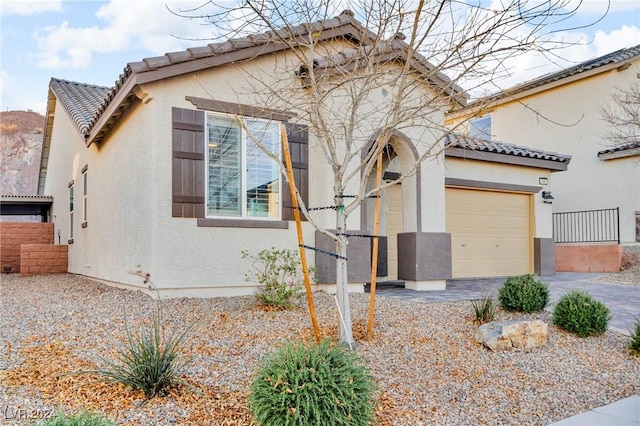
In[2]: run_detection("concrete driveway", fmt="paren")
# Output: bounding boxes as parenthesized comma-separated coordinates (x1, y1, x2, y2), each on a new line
(375, 272, 640, 334)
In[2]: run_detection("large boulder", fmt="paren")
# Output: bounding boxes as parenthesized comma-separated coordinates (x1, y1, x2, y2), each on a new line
(475, 320, 548, 351)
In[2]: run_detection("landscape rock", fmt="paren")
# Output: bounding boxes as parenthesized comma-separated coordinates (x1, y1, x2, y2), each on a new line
(475, 320, 548, 351)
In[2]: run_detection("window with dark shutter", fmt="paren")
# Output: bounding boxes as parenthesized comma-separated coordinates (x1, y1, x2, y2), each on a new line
(172, 107, 205, 218)
(282, 123, 309, 221)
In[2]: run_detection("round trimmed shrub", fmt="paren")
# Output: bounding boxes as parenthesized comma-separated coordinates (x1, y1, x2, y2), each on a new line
(249, 339, 377, 426)
(553, 291, 611, 337)
(498, 274, 549, 313)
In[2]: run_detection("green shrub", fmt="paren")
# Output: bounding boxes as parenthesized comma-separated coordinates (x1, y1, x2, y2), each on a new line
(498, 274, 549, 313)
(35, 411, 115, 426)
(472, 295, 497, 324)
(553, 291, 611, 337)
(628, 317, 640, 356)
(85, 310, 193, 398)
(242, 248, 306, 309)
(249, 339, 377, 426)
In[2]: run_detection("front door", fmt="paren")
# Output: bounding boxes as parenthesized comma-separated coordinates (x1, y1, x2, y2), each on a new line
(385, 183, 403, 280)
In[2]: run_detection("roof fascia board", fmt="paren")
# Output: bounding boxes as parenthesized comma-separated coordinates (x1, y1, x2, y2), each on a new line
(445, 147, 568, 171)
(87, 76, 140, 145)
(38, 88, 57, 194)
(598, 147, 640, 161)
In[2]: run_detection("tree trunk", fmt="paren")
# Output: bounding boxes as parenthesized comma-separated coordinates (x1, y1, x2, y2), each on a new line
(335, 203, 354, 346)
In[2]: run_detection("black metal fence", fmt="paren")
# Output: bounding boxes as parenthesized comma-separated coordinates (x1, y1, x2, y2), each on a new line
(552, 207, 620, 244)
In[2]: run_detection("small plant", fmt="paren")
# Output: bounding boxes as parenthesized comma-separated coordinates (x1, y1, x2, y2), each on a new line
(498, 274, 549, 313)
(472, 295, 497, 324)
(86, 309, 193, 397)
(249, 339, 377, 426)
(35, 410, 115, 426)
(628, 317, 640, 356)
(553, 291, 611, 337)
(242, 248, 306, 309)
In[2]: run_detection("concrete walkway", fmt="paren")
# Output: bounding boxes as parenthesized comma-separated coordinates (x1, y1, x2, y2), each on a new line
(375, 272, 640, 426)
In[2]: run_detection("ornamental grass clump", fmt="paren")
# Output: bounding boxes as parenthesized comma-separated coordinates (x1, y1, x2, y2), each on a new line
(471, 295, 497, 324)
(553, 291, 611, 338)
(498, 274, 549, 313)
(35, 411, 115, 426)
(85, 310, 194, 398)
(249, 339, 378, 426)
(628, 318, 640, 356)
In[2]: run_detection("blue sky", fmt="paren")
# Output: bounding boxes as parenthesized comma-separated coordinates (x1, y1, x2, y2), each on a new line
(1, 0, 639, 114)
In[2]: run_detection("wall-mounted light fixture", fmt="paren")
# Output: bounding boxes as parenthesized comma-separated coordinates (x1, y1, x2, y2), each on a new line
(542, 191, 554, 204)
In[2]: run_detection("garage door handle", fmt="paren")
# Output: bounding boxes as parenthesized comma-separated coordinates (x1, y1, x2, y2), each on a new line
(461, 244, 466, 247)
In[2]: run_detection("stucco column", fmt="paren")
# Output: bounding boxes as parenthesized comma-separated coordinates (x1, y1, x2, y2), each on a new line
(534, 237, 556, 276)
(398, 232, 451, 290)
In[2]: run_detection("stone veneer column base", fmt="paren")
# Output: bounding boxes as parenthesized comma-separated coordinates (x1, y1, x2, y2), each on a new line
(315, 283, 365, 294)
(405, 280, 446, 291)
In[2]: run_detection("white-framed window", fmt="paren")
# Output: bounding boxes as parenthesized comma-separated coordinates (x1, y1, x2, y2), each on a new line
(82, 167, 88, 224)
(469, 114, 491, 139)
(69, 183, 74, 241)
(206, 114, 281, 219)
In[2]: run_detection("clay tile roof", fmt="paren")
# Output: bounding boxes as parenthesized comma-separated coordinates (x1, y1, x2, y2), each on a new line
(445, 133, 571, 163)
(476, 44, 640, 105)
(597, 141, 640, 155)
(49, 79, 110, 137)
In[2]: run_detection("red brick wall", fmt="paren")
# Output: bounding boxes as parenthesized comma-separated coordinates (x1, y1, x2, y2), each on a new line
(555, 244, 623, 273)
(20, 244, 68, 275)
(0, 222, 54, 273)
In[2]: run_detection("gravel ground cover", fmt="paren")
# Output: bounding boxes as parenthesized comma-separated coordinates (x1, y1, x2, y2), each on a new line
(1, 274, 639, 425)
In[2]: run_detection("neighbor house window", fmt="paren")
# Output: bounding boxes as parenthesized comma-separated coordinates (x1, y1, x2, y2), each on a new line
(469, 115, 491, 139)
(82, 166, 88, 226)
(68, 182, 74, 242)
(206, 114, 281, 219)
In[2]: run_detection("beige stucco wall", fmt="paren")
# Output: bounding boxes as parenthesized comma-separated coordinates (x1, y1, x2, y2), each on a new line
(44, 97, 156, 289)
(444, 158, 553, 237)
(45, 43, 449, 297)
(482, 60, 640, 243)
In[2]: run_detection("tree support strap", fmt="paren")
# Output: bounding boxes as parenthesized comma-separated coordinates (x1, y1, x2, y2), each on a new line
(299, 244, 347, 260)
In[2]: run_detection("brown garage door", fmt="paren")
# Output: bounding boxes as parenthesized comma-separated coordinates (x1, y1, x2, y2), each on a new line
(446, 188, 532, 278)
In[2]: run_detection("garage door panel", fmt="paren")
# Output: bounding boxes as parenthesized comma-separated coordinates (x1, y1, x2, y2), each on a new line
(446, 188, 531, 278)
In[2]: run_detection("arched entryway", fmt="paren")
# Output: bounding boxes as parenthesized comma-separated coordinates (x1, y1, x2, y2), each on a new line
(362, 131, 420, 281)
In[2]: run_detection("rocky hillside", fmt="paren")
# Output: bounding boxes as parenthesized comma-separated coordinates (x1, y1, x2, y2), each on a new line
(0, 110, 45, 195)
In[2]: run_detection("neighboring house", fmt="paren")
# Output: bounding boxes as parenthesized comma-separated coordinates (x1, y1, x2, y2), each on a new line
(447, 45, 640, 271)
(39, 12, 567, 297)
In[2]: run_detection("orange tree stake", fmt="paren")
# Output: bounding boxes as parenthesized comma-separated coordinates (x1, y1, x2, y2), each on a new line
(281, 124, 321, 343)
(367, 152, 383, 340)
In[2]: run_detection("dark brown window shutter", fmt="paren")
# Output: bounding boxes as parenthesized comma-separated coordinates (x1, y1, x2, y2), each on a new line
(172, 107, 205, 218)
(282, 123, 308, 221)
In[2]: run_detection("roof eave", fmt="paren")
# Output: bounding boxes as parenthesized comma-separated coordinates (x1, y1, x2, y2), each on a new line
(38, 86, 57, 195)
(598, 147, 640, 161)
(445, 146, 569, 171)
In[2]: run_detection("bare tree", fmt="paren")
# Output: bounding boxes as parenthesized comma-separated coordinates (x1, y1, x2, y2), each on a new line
(174, 0, 599, 346)
(601, 83, 640, 148)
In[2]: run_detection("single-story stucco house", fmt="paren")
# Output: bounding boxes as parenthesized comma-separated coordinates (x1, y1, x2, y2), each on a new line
(38, 11, 570, 297)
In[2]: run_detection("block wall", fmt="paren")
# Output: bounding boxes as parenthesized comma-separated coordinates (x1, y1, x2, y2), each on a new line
(20, 244, 68, 275)
(0, 222, 54, 273)
(555, 244, 623, 273)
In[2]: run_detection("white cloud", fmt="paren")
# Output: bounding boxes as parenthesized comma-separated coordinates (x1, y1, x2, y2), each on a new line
(32, 0, 220, 70)
(0, 0, 62, 16)
(564, 0, 640, 16)
(0, 70, 47, 113)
